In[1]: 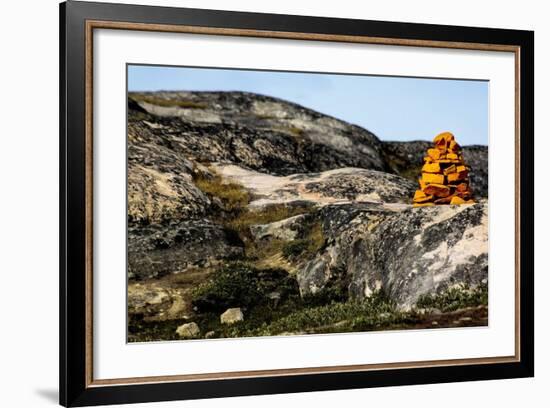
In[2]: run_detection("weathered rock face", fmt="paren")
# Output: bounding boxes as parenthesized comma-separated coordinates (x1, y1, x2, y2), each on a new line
(127, 90, 490, 329)
(128, 282, 193, 322)
(214, 164, 416, 207)
(250, 214, 313, 242)
(128, 122, 214, 223)
(297, 201, 488, 309)
(129, 91, 389, 176)
(462, 146, 489, 198)
(128, 220, 244, 280)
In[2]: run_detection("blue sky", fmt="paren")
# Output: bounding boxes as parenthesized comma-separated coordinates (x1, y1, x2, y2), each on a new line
(128, 65, 488, 146)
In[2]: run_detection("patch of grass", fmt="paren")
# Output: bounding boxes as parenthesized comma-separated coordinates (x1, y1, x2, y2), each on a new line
(194, 173, 250, 212)
(226, 204, 313, 236)
(229, 205, 319, 263)
(131, 95, 207, 109)
(191, 263, 300, 313)
(129, 281, 490, 341)
(416, 283, 488, 312)
(306, 221, 325, 253)
(128, 316, 182, 342)
(282, 240, 309, 258)
(193, 167, 316, 264)
(242, 291, 412, 337)
(282, 221, 325, 259)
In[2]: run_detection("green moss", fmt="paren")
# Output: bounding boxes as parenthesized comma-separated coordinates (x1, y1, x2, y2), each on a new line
(129, 282, 489, 342)
(243, 291, 408, 336)
(191, 263, 300, 313)
(128, 316, 183, 343)
(131, 95, 207, 109)
(416, 283, 488, 312)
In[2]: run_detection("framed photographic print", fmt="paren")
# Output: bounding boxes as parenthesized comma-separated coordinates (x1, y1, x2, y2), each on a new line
(59, 1, 534, 406)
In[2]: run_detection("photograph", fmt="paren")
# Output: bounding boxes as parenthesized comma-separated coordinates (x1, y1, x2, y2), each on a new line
(126, 65, 489, 342)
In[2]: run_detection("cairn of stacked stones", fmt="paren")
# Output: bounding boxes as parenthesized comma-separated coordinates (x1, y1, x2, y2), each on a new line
(413, 132, 475, 207)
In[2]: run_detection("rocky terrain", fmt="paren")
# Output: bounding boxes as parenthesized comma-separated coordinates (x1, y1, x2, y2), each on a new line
(127, 91, 489, 342)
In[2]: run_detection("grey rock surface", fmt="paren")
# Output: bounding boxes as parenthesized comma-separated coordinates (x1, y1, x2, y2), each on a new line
(220, 308, 244, 324)
(297, 201, 488, 309)
(214, 165, 416, 208)
(176, 322, 200, 339)
(129, 91, 389, 176)
(126, 91, 489, 316)
(128, 219, 244, 280)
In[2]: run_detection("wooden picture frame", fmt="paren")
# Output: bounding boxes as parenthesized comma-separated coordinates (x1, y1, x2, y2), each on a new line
(60, 1, 534, 406)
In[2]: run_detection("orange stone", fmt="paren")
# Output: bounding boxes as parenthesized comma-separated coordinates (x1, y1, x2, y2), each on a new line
(456, 183, 469, 192)
(427, 148, 441, 160)
(413, 190, 433, 203)
(424, 183, 451, 197)
(412, 132, 474, 206)
(422, 162, 441, 173)
(435, 138, 447, 152)
(447, 171, 467, 183)
(437, 159, 461, 164)
(434, 196, 453, 204)
(450, 196, 467, 205)
(421, 172, 445, 185)
(443, 164, 457, 175)
(448, 140, 459, 152)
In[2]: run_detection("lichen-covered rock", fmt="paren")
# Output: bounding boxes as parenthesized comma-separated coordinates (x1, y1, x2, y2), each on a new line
(128, 219, 244, 280)
(250, 214, 313, 241)
(302, 168, 416, 203)
(220, 308, 244, 324)
(129, 91, 390, 176)
(297, 201, 488, 309)
(126, 90, 490, 326)
(214, 165, 416, 208)
(128, 282, 192, 322)
(128, 122, 214, 224)
(176, 322, 200, 339)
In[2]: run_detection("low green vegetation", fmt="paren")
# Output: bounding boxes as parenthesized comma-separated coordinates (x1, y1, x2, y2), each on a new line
(193, 167, 318, 263)
(282, 222, 325, 259)
(226, 204, 313, 236)
(128, 165, 490, 343)
(128, 276, 489, 342)
(244, 292, 407, 337)
(191, 263, 300, 313)
(416, 283, 488, 312)
(130, 94, 207, 109)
